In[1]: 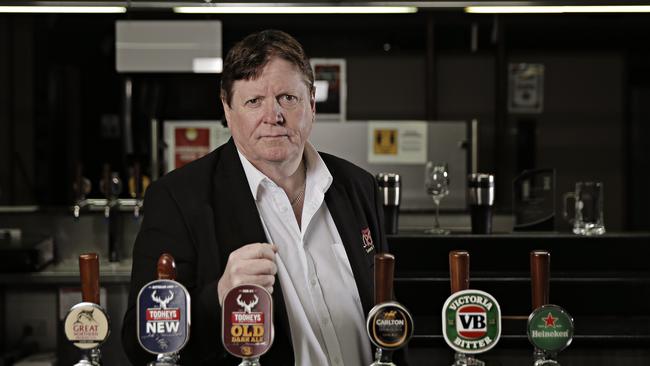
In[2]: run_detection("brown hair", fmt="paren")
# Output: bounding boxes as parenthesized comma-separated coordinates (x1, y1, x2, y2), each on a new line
(220, 29, 314, 108)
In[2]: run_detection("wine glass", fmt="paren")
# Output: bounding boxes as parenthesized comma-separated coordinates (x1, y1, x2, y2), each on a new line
(425, 162, 450, 235)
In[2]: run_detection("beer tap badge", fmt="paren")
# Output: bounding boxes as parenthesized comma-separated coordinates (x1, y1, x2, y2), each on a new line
(442, 289, 501, 354)
(222, 285, 273, 359)
(137, 279, 191, 354)
(64, 302, 110, 349)
(366, 302, 414, 350)
(527, 304, 574, 353)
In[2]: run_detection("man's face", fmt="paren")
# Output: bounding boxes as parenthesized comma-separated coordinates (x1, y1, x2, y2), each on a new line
(223, 57, 315, 167)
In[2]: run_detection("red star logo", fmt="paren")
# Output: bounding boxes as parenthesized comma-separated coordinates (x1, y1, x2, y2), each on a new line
(544, 312, 557, 327)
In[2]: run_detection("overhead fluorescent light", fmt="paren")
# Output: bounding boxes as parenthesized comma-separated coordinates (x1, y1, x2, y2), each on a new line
(0, 6, 126, 13)
(174, 6, 417, 14)
(466, 6, 650, 14)
(193, 58, 224, 73)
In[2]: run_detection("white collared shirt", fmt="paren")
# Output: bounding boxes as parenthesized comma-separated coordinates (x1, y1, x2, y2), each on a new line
(237, 143, 372, 366)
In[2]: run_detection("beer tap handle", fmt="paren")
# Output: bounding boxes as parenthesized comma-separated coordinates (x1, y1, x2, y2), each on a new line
(449, 250, 470, 294)
(530, 250, 550, 310)
(157, 253, 177, 281)
(374, 253, 395, 304)
(79, 253, 100, 305)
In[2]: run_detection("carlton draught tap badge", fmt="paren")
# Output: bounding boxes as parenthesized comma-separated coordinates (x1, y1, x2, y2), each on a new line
(366, 303, 414, 350)
(442, 289, 501, 354)
(64, 303, 110, 349)
(222, 284, 273, 359)
(527, 304, 574, 353)
(137, 279, 191, 354)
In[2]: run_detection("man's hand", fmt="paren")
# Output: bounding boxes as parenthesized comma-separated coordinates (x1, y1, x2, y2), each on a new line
(217, 243, 278, 305)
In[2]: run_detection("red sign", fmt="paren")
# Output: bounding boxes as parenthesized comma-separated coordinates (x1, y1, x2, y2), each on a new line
(146, 308, 180, 321)
(174, 127, 211, 169)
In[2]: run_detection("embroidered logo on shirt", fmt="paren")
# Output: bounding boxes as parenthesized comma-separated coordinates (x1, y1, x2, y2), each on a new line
(361, 227, 375, 253)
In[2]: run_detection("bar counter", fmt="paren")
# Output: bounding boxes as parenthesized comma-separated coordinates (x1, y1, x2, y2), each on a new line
(1, 225, 649, 365)
(389, 231, 650, 365)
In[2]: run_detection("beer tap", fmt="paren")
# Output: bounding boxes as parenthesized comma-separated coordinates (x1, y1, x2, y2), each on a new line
(222, 283, 274, 365)
(72, 163, 92, 219)
(443, 250, 501, 366)
(99, 164, 122, 262)
(449, 251, 483, 366)
(366, 253, 413, 366)
(72, 162, 145, 263)
(64, 253, 110, 366)
(137, 253, 191, 366)
(128, 162, 150, 219)
(528, 251, 574, 366)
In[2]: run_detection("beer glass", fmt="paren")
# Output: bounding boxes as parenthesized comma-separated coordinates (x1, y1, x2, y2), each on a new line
(562, 181, 605, 236)
(424, 162, 450, 235)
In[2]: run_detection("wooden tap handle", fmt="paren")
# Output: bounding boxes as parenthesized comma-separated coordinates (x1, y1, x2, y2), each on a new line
(79, 253, 100, 304)
(157, 253, 177, 280)
(531, 250, 550, 310)
(374, 253, 395, 304)
(449, 250, 470, 294)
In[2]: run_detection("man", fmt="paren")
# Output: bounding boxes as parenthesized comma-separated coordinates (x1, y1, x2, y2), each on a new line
(122, 30, 406, 365)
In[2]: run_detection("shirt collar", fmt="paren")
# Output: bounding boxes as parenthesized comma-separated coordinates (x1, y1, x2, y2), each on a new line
(236, 141, 333, 201)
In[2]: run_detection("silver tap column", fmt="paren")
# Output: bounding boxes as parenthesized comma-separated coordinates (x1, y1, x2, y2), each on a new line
(376, 173, 401, 235)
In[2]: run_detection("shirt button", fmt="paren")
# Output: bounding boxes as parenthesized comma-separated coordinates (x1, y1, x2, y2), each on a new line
(310, 278, 317, 286)
(333, 356, 341, 365)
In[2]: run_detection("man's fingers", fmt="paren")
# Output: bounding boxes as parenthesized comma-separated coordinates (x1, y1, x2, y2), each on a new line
(230, 258, 277, 276)
(229, 243, 277, 262)
(232, 274, 275, 289)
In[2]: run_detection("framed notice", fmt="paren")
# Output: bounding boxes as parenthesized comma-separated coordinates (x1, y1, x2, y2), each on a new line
(164, 121, 230, 173)
(310, 58, 346, 122)
(367, 121, 428, 164)
(508, 63, 545, 114)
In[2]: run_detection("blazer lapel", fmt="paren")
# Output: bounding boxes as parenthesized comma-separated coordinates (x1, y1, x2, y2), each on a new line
(325, 181, 374, 315)
(210, 139, 293, 359)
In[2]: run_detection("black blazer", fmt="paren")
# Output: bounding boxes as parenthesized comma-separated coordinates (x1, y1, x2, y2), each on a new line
(122, 139, 406, 365)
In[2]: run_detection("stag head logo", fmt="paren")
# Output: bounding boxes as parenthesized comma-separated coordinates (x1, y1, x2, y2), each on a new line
(151, 290, 174, 309)
(236, 294, 259, 314)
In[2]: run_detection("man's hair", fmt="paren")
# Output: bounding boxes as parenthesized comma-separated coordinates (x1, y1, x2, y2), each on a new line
(220, 29, 314, 108)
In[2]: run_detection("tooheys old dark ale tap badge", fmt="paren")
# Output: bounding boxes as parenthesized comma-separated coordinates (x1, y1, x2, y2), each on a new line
(222, 284, 273, 365)
(137, 279, 191, 355)
(442, 289, 501, 354)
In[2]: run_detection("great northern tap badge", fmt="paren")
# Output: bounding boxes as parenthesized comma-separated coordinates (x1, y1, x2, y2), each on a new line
(442, 289, 501, 354)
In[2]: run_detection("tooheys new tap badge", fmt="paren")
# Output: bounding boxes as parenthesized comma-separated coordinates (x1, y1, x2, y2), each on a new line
(137, 279, 191, 354)
(442, 289, 501, 354)
(222, 284, 273, 359)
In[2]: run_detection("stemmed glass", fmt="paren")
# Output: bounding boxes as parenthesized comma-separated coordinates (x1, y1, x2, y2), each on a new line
(425, 162, 450, 235)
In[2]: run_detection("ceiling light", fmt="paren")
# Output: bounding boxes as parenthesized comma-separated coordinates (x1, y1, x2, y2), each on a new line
(0, 6, 126, 13)
(466, 6, 650, 14)
(174, 6, 417, 14)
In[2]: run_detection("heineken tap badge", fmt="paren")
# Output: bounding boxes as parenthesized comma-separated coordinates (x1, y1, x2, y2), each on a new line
(366, 253, 414, 366)
(442, 251, 501, 366)
(528, 251, 574, 365)
(137, 253, 191, 366)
